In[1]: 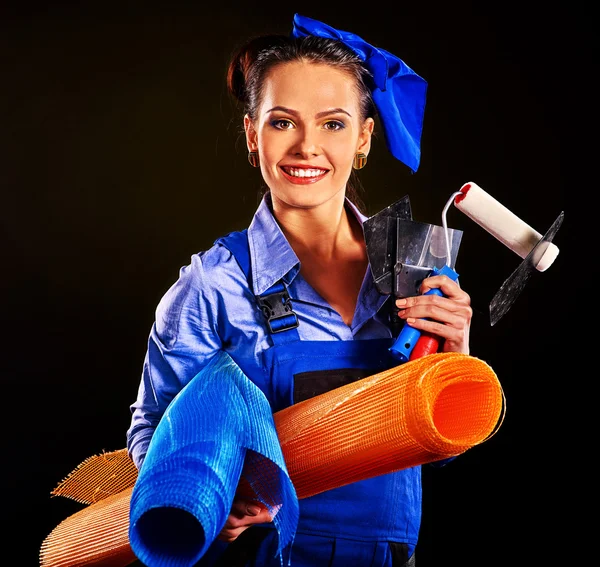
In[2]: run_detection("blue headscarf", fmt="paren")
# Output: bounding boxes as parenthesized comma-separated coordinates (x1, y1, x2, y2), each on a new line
(291, 13, 427, 173)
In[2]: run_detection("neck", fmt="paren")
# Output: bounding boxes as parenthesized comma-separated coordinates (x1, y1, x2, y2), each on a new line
(271, 191, 359, 260)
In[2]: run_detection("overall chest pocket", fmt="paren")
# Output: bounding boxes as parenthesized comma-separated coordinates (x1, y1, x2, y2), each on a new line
(293, 367, 379, 403)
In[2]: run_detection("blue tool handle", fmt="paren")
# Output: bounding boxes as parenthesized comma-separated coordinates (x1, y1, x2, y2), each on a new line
(388, 265, 459, 362)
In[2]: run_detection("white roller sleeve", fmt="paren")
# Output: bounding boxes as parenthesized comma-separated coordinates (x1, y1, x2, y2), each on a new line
(454, 182, 559, 272)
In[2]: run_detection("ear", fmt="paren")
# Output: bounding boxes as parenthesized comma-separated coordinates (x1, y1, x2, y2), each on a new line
(356, 117, 375, 155)
(244, 114, 258, 152)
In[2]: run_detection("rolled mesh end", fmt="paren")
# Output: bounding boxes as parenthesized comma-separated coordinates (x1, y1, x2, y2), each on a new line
(129, 461, 239, 567)
(432, 379, 503, 447)
(131, 507, 205, 567)
(410, 353, 504, 455)
(40, 487, 136, 567)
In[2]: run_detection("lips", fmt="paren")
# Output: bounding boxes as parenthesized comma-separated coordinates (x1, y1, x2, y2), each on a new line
(280, 166, 329, 185)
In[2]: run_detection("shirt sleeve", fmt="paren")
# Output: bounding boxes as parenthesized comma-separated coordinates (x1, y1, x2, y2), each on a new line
(126, 251, 223, 469)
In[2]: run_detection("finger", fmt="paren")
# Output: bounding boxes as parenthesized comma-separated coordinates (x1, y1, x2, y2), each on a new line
(218, 501, 274, 541)
(248, 506, 274, 524)
(404, 317, 469, 350)
(229, 498, 263, 519)
(218, 526, 246, 543)
(420, 275, 470, 303)
(401, 308, 467, 334)
(218, 516, 264, 543)
(397, 294, 470, 318)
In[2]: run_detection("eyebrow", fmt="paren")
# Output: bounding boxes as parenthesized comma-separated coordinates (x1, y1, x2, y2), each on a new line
(266, 106, 352, 119)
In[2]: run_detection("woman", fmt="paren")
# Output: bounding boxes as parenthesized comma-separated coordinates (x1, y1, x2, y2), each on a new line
(126, 13, 472, 567)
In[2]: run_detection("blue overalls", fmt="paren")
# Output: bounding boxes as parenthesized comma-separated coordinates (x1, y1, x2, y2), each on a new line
(202, 230, 420, 567)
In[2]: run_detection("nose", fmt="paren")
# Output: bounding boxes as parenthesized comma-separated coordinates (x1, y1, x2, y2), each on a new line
(293, 127, 320, 159)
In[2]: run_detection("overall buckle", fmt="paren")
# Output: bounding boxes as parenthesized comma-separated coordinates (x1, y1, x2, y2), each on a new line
(257, 282, 299, 334)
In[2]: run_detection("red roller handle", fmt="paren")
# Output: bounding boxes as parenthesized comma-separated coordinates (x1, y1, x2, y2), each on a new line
(409, 332, 440, 360)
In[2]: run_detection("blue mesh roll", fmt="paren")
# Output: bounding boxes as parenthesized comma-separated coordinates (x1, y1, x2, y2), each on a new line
(129, 351, 299, 567)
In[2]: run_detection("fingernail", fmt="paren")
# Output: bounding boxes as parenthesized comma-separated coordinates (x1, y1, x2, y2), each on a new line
(247, 505, 261, 516)
(396, 299, 407, 306)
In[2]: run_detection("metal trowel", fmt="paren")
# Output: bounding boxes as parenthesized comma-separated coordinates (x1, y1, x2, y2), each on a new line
(364, 195, 463, 361)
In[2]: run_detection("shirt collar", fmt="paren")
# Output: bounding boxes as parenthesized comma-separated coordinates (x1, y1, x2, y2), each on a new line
(247, 193, 369, 296)
(247, 193, 300, 295)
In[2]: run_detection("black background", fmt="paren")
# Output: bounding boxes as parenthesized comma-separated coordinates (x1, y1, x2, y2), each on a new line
(2, 2, 581, 565)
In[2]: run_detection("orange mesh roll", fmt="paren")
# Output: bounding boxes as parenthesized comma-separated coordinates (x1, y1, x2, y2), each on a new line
(274, 352, 504, 499)
(40, 487, 136, 567)
(41, 352, 504, 567)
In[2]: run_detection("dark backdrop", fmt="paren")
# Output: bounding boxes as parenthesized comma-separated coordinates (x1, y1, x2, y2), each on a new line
(2, 2, 579, 565)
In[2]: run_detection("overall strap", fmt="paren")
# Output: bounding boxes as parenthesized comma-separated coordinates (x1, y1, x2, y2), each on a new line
(215, 230, 300, 344)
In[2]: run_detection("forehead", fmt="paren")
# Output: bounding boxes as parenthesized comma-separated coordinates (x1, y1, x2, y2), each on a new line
(259, 60, 360, 115)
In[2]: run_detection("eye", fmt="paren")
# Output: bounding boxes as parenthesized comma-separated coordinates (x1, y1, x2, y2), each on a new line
(270, 119, 295, 130)
(323, 120, 345, 131)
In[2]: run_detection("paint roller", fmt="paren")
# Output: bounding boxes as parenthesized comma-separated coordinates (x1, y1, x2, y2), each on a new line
(453, 181, 563, 326)
(453, 182, 560, 272)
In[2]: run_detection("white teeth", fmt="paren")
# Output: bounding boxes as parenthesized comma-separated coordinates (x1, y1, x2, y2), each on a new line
(285, 167, 326, 178)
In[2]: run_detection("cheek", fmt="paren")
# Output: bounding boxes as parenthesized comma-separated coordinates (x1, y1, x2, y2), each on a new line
(330, 144, 356, 171)
(257, 132, 282, 167)
(328, 129, 361, 161)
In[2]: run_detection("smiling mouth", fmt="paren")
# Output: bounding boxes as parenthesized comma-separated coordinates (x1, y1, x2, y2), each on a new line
(280, 166, 329, 183)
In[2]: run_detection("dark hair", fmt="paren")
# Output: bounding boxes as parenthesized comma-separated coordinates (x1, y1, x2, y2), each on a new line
(226, 34, 376, 212)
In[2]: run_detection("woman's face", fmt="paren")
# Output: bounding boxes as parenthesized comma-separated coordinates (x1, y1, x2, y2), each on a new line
(245, 61, 373, 210)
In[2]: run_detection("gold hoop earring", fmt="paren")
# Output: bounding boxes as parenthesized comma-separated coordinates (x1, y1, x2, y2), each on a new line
(353, 153, 367, 170)
(248, 151, 260, 168)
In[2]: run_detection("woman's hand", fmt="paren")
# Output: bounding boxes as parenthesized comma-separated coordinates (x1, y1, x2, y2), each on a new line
(217, 498, 275, 543)
(395, 274, 472, 354)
